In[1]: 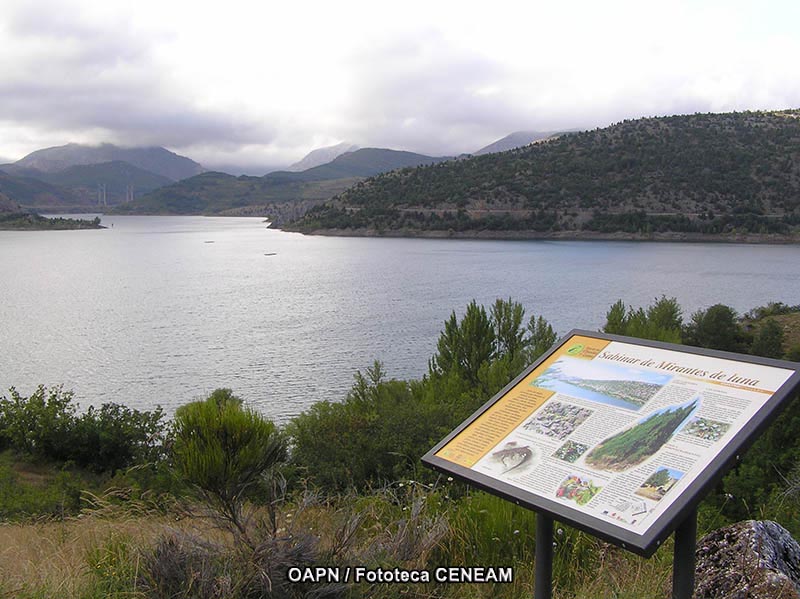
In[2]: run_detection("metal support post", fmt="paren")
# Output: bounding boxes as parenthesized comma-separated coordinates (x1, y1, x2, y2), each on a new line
(534, 512, 554, 599)
(672, 508, 697, 599)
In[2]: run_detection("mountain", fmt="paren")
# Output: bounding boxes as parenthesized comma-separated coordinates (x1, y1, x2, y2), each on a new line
(285, 142, 359, 172)
(268, 148, 448, 182)
(287, 110, 800, 240)
(474, 131, 561, 155)
(109, 172, 359, 217)
(30, 161, 174, 205)
(5, 143, 204, 181)
(0, 169, 80, 208)
(115, 148, 449, 216)
(0, 191, 23, 213)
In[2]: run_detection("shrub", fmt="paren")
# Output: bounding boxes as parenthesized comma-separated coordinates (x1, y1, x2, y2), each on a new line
(288, 364, 451, 491)
(172, 389, 287, 536)
(0, 385, 167, 473)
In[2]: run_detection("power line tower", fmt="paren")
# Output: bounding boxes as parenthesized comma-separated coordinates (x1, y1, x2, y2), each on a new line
(96, 184, 107, 207)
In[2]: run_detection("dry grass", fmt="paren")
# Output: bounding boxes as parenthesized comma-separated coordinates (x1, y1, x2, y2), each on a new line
(0, 515, 154, 596)
(773, 313, 800, 351)
(0, 489, 223, 599)
(0, 489, 682, 599)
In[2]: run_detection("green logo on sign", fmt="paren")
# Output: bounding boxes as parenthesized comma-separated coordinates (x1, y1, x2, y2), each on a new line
(566, 344, 584, 355)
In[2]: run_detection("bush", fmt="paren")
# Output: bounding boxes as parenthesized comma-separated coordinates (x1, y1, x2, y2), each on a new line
(0, 385, 167, 474)
(289, 300, 558, 493)
(288, 364, 453, 491)
(172, 389, 287, 535)
(0, 453, 85, 519)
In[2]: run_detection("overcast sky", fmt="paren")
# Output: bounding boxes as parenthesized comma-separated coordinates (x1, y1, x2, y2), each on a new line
(1, 0, 798, 173)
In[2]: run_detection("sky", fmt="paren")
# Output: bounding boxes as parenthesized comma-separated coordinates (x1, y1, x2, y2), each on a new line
(1, 0, 799, 173)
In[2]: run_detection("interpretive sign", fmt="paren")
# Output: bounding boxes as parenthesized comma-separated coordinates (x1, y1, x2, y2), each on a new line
(423, 330, 800, 556)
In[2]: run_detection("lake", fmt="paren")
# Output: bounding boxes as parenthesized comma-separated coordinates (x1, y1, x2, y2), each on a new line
(1, 216, 798, 422)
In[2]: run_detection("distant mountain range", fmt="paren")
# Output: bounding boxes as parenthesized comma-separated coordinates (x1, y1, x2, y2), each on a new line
(0, 130, 561, 213)
(112, 148, 449, 217)
(474, 131, 562, 155)
(6, 112, 800, 241)
(285, 142, 360, 172)
(0, 143, 205, 210)
(3, 143, 204, 181)
(268, 148, 448, 182)
(287, 110, 800, 240)
(0, 169, 78, 208)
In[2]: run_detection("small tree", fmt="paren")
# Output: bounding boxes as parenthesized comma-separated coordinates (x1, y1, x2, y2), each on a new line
(750, 318, 785, 359)
(491, 298, 526, 360)
(430, 301, 495, 385)
(684, 304, 748, 352)
(602, 296, 682, 343)
(172, 389, 287, 540)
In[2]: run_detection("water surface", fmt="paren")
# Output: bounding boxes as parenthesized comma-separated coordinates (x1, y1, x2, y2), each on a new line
(1, 216, 797, 422)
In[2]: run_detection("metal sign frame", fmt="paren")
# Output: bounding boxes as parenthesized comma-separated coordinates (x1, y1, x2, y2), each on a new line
(422, 329, 800, 557)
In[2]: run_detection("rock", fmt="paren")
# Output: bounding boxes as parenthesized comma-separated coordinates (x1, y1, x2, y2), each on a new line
(694, 520, 800, 599)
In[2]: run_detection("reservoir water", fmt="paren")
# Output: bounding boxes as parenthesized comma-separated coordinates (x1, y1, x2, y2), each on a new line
(1, 216, 798, 422)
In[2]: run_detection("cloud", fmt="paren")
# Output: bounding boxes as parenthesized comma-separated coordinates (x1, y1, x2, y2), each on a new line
(0, 0, 276, 160)
(1, 0, 799, 167)
(333, 34, 528, 155)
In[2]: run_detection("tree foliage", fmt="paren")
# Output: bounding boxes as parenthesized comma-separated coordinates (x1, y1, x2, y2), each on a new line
(430, 301, 495, 386)
(749, 318, 785, 359)
(602, 296, 682, 342)
(684, 304, 750, 352)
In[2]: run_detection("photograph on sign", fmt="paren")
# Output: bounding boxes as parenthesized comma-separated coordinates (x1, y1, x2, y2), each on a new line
(429, 334, 796, 540)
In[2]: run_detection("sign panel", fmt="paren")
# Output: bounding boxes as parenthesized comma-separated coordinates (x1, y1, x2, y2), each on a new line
(422, 331, 800, 556)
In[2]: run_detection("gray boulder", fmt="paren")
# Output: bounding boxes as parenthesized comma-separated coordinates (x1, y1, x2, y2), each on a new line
(694, 520, 800, 599)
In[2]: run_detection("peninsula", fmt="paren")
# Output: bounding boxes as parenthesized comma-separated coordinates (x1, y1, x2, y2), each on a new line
(0, 191, 104, 230)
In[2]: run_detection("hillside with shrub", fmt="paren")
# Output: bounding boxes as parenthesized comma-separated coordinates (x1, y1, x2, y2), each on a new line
(288, 110, 800, 240)
(109, 171, 360, 217)
(112, 148, 447, 218)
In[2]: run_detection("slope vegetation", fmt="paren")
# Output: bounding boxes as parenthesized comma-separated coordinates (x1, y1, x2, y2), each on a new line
(0, 169, 80, 208)
(115, 148, 446, 216)
(110, 172, 359, 216)
(288, 110, 800, 239)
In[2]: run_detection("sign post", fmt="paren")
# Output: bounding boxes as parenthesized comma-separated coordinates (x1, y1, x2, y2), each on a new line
(672, 509, 697, 599)
(423, 331, 800, 596)
(534, 513, 554, 599)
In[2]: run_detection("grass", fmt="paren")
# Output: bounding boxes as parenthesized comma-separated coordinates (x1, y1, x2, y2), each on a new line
(0, 452, 88, 520)
(0, 515, 154, 598)
(0, 468, 785, 599)
(0, 485, 682, 599)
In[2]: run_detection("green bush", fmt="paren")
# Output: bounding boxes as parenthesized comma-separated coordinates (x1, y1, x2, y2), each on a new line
(172, 388, 287, 534)
(0, 453, 85, 519)
(0, 385, 167, 474)
(289, 300, 558, 493)
(288, 364, 453, 491)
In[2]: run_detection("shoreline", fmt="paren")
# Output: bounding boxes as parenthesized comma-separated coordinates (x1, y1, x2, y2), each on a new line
(280, 227, 800, 245)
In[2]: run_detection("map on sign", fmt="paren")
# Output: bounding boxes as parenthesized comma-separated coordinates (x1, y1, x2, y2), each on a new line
(423, 331, 800, 555)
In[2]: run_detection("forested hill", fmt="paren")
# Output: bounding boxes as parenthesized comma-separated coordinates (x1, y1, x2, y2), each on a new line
(287, 110, 800, 239)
